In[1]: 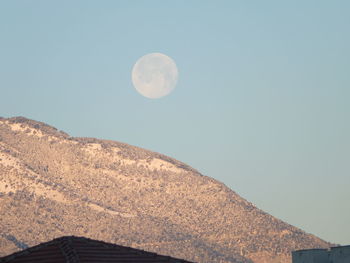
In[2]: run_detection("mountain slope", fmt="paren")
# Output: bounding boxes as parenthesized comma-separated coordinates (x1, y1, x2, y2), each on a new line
(0, 117, 330, 263)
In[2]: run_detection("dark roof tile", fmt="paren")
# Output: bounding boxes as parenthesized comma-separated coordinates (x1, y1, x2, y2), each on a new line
(0, 236, 194, 263)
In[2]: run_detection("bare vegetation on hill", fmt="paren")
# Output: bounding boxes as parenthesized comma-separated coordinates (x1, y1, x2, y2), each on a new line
(0, 117, 330, 263)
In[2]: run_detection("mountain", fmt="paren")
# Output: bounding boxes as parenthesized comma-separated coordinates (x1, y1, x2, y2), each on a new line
(0, 117, 330, 263)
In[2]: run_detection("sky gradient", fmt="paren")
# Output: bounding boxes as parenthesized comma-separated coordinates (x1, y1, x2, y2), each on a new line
(1, 1, 349, 244)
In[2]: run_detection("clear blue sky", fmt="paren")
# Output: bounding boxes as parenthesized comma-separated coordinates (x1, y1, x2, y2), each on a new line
(1, 1, 349, 244)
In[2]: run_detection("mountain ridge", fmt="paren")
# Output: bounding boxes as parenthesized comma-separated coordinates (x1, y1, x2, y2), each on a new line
(0, 116, 331, 263)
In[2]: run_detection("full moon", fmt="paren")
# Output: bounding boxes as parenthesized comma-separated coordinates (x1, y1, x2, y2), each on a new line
(131, 53, 178, 99)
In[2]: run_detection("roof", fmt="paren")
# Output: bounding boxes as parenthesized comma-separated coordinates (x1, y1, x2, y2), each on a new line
(330, 245, 350, 250)
(0, 236, 195, 263)
(293, 248, 328, 253)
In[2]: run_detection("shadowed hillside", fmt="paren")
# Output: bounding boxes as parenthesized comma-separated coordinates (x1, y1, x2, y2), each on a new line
(0, 117, 330, 263)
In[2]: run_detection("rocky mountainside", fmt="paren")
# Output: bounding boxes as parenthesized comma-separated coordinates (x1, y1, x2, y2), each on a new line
(0, 117, 330, 263)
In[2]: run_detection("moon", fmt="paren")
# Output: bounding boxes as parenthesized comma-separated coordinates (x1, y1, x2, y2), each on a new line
(132, 53, 178, 99)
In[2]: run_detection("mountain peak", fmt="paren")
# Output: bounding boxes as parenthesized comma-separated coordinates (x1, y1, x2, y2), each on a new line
(1, 116, 69, 139)
(0, 117, 331, 263)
